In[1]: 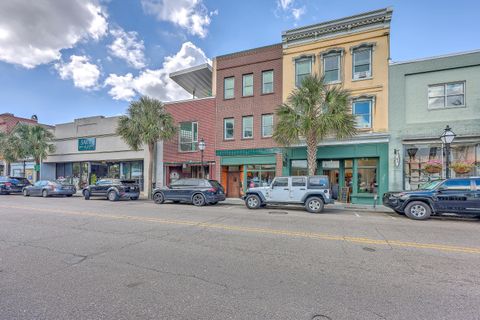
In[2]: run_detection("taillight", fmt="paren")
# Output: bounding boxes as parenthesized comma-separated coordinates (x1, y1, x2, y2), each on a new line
(207, 187, 217, 193)
(5, 182, 11, 187)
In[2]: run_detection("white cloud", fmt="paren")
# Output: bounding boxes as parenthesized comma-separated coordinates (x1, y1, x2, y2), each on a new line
(56, 55, 101, 90)
(276, 0, 305, 21)
(108, 28, 146, 69)
(104, 41, 209, 101)
(141, 0, 216, 38)
(0, 0, 108, 68)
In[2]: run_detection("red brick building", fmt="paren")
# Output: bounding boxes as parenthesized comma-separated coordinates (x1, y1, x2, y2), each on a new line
(163, 97, 217, 185)
(214, 44, 284, 197)
(0, 113, 38, 133)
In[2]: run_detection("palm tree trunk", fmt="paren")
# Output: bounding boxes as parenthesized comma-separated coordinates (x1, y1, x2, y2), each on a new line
(147, 143, 155, 199)
(306, 134, 318, 176)
(35, 158, 40, 181)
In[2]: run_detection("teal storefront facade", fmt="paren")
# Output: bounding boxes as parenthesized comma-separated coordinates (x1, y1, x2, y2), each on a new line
(284, 141, 389, 205)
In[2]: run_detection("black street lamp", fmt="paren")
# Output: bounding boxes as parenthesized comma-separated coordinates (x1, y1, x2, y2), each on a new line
(198, 138, 206, 178)
(440, 125, 456, 179)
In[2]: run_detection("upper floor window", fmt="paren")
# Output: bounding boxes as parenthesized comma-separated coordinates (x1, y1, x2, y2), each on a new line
(179, 121, 198, 152)
(242, 74, 253, 97)
(262, 70, 274, 94)
(352, 48, 372, 80)
(262, 114, 273, 137)
(323, 53, 340, 83)
(428, 82, 465, 109)
(295, 57, 312, 87)
(224, 77, 234, 99)
(242, 116, 253, 139)
(224, 118, 234, 140)
(353, 100, 372, 129)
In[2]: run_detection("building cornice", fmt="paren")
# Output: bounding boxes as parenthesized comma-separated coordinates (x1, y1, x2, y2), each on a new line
(282, 7, 392, 48)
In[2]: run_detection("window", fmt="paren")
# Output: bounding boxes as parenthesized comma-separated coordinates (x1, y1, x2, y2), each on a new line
(262, 70, 274, 94)
(246, 164, 276, 188)
(262, 114, 273, 137)
(353, 48, 372, 79)
(353, 100, 372, 129)
(179, 122, 198, 152)
(224, 118, 234, 140)
(292, 177, 306, 187)
(273, 177, 289, 187)
(323, 53, 340, 83)
(357, 158, 377, 193)
(291, 160, 308, 176)
(224, 77, 234, 99)
(428, 82, 465, 109)
(242, 74, 253, 96)
(295, 57, 312, 87)
(441, 179, 471, 191)
(242, 116, 253, 139)
(308, 176, 329, 188)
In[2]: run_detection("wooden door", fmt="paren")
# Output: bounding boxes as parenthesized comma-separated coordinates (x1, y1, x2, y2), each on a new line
(227, 172, 241, 198)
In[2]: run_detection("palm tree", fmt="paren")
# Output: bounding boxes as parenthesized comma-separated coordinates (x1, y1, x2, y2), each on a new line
(15, 124, 56, 180)
(0, 131, 26, 176)
(117, 96, 176, 198)
(274, 75, 357, 176)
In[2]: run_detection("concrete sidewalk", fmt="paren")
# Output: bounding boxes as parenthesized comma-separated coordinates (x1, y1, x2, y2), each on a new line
(223, 197, 393, 213)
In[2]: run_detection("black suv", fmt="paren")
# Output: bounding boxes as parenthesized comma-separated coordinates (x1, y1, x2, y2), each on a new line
(83, 179, 140, 201)
(383, 177, 480, 220)
(153, 178, 225, 206)
(0, 176, 32, 194)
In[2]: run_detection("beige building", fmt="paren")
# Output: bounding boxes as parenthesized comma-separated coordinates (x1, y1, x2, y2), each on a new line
(42, 116, 163, 195)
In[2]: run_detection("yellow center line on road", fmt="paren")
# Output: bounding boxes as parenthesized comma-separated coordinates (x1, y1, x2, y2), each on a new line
(2, 204, 480, 255)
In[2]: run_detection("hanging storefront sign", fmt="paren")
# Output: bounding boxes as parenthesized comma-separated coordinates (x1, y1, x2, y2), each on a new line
(78, 138, 96, 151)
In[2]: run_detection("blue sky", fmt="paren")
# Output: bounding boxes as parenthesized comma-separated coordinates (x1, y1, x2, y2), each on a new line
(0, 0, 478, 125)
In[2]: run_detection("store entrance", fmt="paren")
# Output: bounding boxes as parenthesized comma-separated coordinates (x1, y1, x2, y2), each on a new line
(227, 171, 241, 198)
(323, 168, 339, 200)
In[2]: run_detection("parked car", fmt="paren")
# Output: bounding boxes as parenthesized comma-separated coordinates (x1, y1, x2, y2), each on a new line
(243, 176, 334, 213)
(83, 179, 140, 201)
(152, 178, 225, 206)
(0, 176, 32, 195)
(23, 180, 76, 197)
(383, 177, 480, 220)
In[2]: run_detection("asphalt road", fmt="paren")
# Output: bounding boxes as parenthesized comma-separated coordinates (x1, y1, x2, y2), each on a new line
(0, 195, 479, 320)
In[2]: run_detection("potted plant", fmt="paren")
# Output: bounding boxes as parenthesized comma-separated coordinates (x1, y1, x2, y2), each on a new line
(424, 160, 442, 174)
(451, 161, 474, 174)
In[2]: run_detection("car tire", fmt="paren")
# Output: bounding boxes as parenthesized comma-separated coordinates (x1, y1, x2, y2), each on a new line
(42, 190, 49, 198)
(23, 189, 29, 197)
(305, 197, 324, 213)
(153, 192, 164, 204)
(66, 194, 73, 197)
(84, 190, 90, 200)
(108, 190, 119, 201)
(404, 201, 432, 220)
(245, 194, 261, 209)
(192, 193, 206, 206)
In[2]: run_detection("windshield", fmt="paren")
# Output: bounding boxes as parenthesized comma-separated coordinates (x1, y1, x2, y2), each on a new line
(419, 180, 443, 190)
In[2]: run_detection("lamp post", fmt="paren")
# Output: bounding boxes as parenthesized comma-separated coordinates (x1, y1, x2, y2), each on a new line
(198, 138, 206, 178)
(440, 125, 456, 179)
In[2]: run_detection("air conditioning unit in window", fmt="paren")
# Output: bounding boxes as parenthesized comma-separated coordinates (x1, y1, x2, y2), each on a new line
(354, 71, 370, 80)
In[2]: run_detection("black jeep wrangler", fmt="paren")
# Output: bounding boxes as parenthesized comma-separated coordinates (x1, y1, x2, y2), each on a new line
(383, 177, 480, 220)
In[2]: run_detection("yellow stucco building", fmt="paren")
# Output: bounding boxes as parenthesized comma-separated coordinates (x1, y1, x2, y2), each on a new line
(280, 8, 393, 204)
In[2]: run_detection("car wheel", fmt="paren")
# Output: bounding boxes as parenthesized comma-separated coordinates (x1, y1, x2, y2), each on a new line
(42, 190, 49, 198)
(108, 190, 119, 201)
(192, 193, 206, 206)
(23, 189, 29, 197)
(83, 190, 90, 200)
(66, 194, 73, 197)
(153, 192, 164, 204)
(305, 197, 324, 213)
(245, 194, 261, 209)
(405, 201, 431, 220)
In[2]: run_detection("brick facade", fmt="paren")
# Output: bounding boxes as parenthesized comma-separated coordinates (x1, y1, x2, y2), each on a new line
(163, 97, 217, 184)
(0, 113, 38, 133)
(215, 44, 283, 151)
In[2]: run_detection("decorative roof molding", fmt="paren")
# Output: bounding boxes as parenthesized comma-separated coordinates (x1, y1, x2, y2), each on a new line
(282, 7, 392, 48)
(291, 53, 316, 63)
(350, 42, 376, 53)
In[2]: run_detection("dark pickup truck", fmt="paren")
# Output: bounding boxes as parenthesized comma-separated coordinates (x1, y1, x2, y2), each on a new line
(82, 179, 140, 201)
(383, 177, 480, 220)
